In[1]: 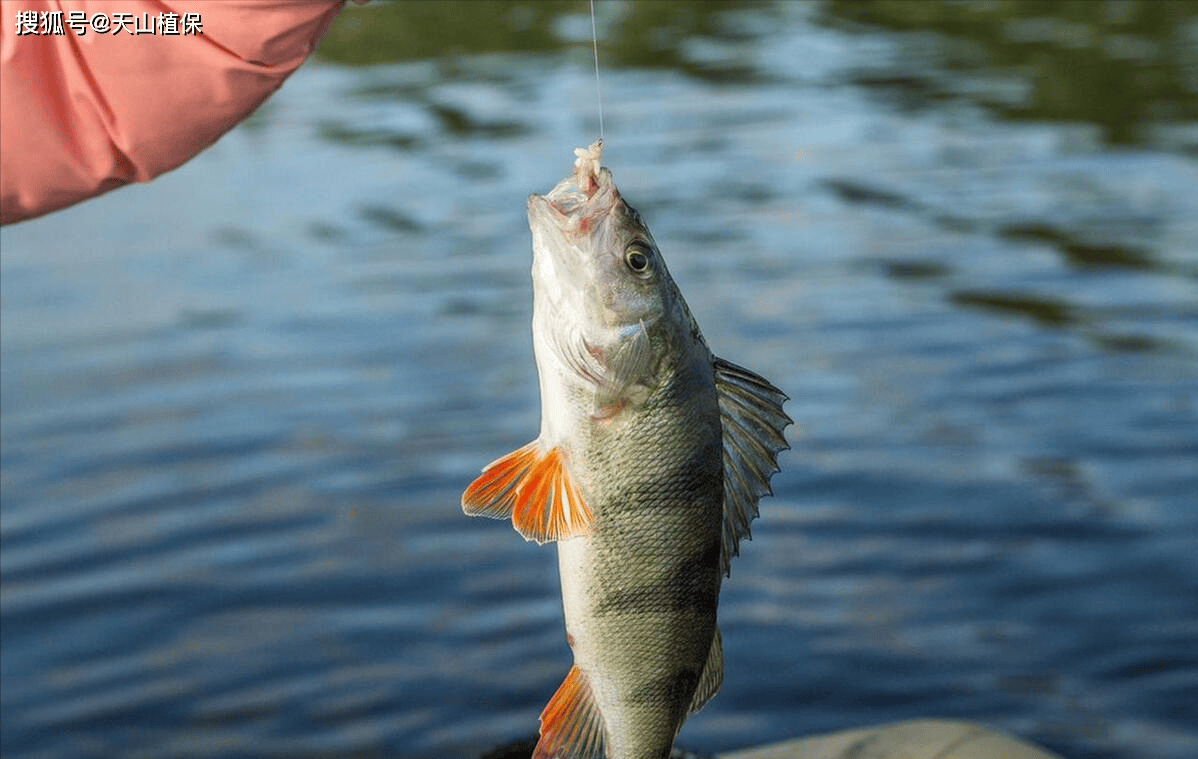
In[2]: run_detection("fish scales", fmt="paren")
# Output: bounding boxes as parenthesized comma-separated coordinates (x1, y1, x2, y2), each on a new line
(463, 141, 790, 759)
(561, 359, 723, 756)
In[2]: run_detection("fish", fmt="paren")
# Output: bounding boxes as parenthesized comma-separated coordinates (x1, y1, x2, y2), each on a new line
(462, 140, 790, 759)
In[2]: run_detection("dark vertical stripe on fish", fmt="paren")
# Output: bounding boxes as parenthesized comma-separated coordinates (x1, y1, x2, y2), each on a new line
(600, 446, 721, 517)
(628, 667, 702, 707)
(593, 541, 720, 617)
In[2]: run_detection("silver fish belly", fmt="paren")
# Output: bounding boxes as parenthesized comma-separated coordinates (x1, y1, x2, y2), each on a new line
(463, 141, 790, 759)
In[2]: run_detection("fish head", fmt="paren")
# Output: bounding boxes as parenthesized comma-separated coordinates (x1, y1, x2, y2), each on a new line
(528, 141, 696, 406)
(527, 140, 669, 335)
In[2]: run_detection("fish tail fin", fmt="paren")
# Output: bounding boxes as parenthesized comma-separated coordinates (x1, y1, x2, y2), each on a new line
(462, 442, 592, 544)
(533, 664, 605, 759)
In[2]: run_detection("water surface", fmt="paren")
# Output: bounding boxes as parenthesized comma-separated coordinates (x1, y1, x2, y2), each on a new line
(3, 3, 1197, 758)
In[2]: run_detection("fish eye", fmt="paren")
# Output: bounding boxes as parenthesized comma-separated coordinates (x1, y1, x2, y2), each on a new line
(624, 242, 653, 274)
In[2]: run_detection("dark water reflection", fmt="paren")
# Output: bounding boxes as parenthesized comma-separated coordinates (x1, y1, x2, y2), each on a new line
(826, 0, 1198, 148)
(2, 2, 1197, 759)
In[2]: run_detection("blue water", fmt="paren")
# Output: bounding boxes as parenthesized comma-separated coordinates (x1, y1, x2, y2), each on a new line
(3, 3, 1197, 758)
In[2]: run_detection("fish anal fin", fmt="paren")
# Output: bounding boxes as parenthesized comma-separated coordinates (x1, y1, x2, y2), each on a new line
(688, 627, 724, 714)
(533, 664, 605, 759)
(714, 357, 793, 576)
(461, 443, 591, 544)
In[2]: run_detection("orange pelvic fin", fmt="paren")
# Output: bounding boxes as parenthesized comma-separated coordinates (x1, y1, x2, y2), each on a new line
(461, 443, 591, 544)
(532, 664, 605, 759)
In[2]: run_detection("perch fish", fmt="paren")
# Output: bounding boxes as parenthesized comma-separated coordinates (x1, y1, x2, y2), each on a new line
(463, 141, 790, 759)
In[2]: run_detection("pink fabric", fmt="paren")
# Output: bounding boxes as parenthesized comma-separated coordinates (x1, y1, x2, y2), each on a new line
(1, 0, 346, 225)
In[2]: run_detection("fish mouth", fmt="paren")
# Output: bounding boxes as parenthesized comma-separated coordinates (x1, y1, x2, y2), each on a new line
(527, 139, 617, 236)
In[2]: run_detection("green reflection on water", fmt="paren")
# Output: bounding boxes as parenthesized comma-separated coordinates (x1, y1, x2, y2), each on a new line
(316, 0, 779, 82)
(823, 0, 1198, 146)
(319, 1, 1196, 145)
(316, 1, 576, 64)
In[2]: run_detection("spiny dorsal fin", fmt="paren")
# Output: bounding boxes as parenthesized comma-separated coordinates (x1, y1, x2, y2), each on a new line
(688, 627, 724, 714)
(533, 664, 605, 759)
(714, 357, 792, 576)
(462, 443, 591, 544)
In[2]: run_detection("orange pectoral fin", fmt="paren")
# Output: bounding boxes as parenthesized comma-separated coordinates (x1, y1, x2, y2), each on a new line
(461, 443, 591, 544)
(533, 664, 605, 759)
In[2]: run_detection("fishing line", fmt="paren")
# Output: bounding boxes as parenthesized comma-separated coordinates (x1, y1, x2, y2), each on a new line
(590, 0, 605, 140)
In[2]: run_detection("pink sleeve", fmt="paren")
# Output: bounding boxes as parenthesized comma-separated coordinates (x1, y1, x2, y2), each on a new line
(1, 0, 346, 225)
